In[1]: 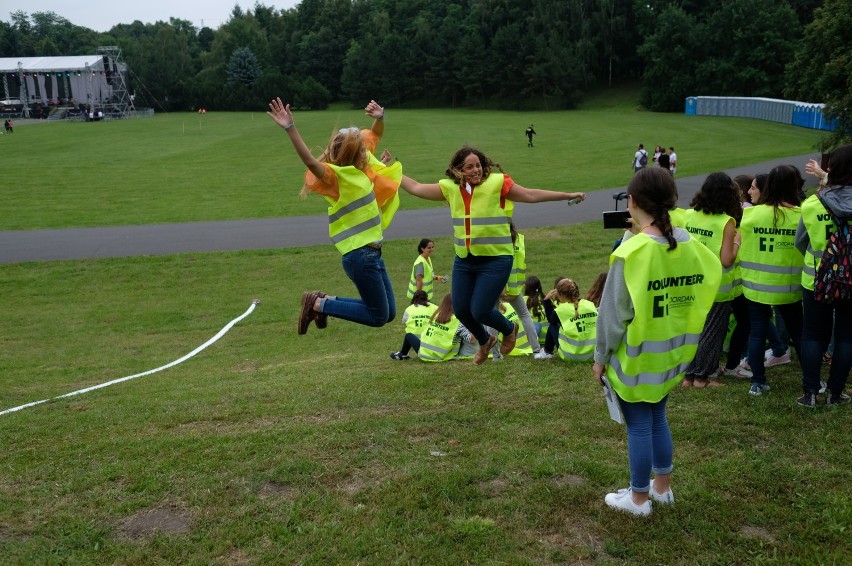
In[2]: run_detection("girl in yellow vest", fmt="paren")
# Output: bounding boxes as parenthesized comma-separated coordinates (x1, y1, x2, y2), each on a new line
(594, 168, 721, 516)
(407, 238, 448, 302)
(400, 146, 586, 365)
(391, 290, 438, 360)
(394, 293, 477, 362)
(553, 278, 598, 362)
(267, 98, 401, 335)
(501, 223, 542, 356)
(795, 145, 852, 406)
(681, 173, 744, 388)
(524, 275, 549, 350)
(739, 165, 804, 396)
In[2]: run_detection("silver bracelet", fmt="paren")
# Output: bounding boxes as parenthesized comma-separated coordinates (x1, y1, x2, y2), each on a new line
(284, 123, 295, 130)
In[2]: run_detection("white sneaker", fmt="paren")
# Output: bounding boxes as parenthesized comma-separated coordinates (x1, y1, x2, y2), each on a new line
(604, 488, 651, 516)
(650, 485, 674, 505)
(764, 348, 773, 361)
(533, 351, 553, 359)
(721, 365, 752, 379)
(819, 381, 827, 394)
(765, 352, 791, 367)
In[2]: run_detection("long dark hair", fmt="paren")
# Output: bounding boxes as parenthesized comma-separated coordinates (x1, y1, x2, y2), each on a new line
(734, 174, 754, 205)
(826, 143, 852, 187)
(410, 290, 430, 307)
(584, 272, 607, 308)
(627, 167, 679, 250)
(763, 165, 803, 227)
(690, 172, 743, 224)
(524, 275, 545, 318)
(444, 146, 504, 185)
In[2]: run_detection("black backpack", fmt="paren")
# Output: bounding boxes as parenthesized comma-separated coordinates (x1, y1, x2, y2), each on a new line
(813, 193, 852, 303)
(638, 150, 647, 167)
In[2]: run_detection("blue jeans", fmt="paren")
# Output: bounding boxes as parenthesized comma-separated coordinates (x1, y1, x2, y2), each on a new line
(319, 246, 395, 327)
(746, 299, 802, 385)
(451, 254, 514, 344)
(801, 289, 851, 395)
(617, 396, 673, 493)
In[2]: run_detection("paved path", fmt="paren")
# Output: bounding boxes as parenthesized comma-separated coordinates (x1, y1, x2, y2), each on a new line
(0, 153, 819, 264)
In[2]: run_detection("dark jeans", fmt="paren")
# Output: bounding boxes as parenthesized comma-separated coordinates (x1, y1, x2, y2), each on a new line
(746, 299, 802, 385)
(451, 254, 514, 344)
(801, 289, 851, 395)
(399, 333, 421, 356)
(320, 246, 395, 327)
(725, 295, 749, 369)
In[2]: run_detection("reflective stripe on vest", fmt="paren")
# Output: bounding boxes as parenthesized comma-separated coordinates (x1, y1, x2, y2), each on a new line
(419, 317, 460, 362)
(606, 234, 721, 403)
(506, 233, 526, 296)
(440, 174, 514, 258)
(684, 210, 737, 301)
(739, 205, 803, 304)
(325, 163, 384, 255)
(407, 255, 435, 300)
(799, 194, 848, 291)
(502, 302, 532, 355)
(555, 299, 597, 362)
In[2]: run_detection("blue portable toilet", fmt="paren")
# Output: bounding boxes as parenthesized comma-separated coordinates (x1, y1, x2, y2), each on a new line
(685, 97, 697, 116)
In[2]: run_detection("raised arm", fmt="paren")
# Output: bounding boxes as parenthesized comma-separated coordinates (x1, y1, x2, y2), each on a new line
(506, 183, 587, 204)
(400, 175, 446, 201)
(267, 97, 326, 180)
(365, 99, 385, 139)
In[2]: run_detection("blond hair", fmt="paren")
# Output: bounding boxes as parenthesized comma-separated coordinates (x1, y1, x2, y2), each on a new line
(300, 128, 368, 198)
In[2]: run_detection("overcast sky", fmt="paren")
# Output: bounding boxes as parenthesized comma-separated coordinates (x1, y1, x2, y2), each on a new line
(7, 1, 301, 33)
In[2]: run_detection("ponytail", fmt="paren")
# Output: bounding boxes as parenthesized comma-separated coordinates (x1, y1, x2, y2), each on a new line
(655, 207, 678, 250)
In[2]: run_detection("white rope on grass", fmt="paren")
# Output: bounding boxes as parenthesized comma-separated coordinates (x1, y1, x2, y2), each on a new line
(0, 300, 260, 417)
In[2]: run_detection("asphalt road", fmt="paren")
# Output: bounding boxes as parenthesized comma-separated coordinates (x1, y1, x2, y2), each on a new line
(0, 152, 819, 264)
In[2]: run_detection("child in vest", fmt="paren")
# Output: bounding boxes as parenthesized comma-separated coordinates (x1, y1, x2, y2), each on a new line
(391, 293, 481, 362)
(552, 279, 598, 362)
(391, 290, 438, 360)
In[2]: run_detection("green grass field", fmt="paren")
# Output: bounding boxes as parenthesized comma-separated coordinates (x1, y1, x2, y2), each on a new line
(1, 100, 847, 563)
(2, 96, 823, 230)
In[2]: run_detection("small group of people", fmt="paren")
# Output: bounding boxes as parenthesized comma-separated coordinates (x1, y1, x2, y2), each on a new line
(267, 97, 849, 520)
(632, 144, 677, 176)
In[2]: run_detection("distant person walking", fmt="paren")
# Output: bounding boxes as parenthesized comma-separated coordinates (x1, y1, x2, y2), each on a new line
(668, 147, 678, 176)
(525, 124, 536, 147)
(4, 119, 13, 133)
(633, 144, 648, 173)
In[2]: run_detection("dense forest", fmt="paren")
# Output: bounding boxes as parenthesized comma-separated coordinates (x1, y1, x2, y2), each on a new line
(0, 0, 849, 143)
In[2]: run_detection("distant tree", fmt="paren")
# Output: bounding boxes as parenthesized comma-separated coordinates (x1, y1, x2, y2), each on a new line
(198, 27, 215, 52)
(226, 46, 263, 87)
(785, 0, 852, 147)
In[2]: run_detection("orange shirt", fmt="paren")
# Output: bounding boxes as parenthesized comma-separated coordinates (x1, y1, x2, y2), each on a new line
(304, 130, 396, 208)
(457, 174, 514, 251)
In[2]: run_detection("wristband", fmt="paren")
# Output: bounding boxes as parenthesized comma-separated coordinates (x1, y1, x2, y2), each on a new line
(377, 110, 385, 120)
(284, 123, 295, 130)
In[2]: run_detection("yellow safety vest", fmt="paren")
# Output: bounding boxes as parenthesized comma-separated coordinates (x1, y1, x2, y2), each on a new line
(500, 302, 533, 356)
(505, 233, 526, 297)
(799, 194, 852, 291)
(555, 299, 598, 362)
(407, 255, 435, 300)
(669, 207, 686, 229)
(419, 316, 461, 362)
(439, 174, 514, 258)
(525, 295, 549, 345)
(684, 209, 738, 302)
(606, 234, 721, 403)
(739, 205, 803, 304)
(404, 303, 438, 335)
(324, 154, 401, 255)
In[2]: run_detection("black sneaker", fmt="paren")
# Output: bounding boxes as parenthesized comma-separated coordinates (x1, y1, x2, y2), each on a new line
(796, 393, 817, 408)
(826, 392, 850, 406)
(390, 352, 410, 361)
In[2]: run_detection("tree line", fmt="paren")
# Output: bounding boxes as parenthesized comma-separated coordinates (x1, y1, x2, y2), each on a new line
(0, 0, 848, 145)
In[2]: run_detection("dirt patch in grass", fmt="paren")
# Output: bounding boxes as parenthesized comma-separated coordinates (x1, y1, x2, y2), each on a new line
(479, 477, 511, 496)
(740, 525, 775, 542)
(258, 481, 299, 501)
(0, 526, 28, 541)
(531, 520, 604, 564)
(215, 547, 251, 564)
(116, 504, 192, 540)
(550, 474, 586, 488)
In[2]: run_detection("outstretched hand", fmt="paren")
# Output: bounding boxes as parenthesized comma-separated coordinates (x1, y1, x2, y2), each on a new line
(365, 100, 384, 119)
(380, 149, 394, 165)
(267, 97, 294, 129)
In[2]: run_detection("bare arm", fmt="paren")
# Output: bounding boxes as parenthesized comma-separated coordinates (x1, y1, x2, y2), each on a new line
(400, 175, 446, 201)
(506, 183, 586, 204)
(365, 99, 384, 139)
(267, 97, 326, 180)
(719, 218, 737, 268)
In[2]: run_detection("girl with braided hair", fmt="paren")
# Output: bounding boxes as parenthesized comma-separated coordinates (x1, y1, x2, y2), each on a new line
(553, 278, 598, 362)
(594, 167, 721, 516)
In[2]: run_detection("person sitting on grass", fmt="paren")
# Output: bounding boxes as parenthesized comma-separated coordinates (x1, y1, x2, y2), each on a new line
(391, 293, 483, 362)
(390, 290, 437, 360)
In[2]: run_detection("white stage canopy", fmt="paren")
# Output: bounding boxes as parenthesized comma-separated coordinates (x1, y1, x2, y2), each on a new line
(1, 55, 125, 107)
